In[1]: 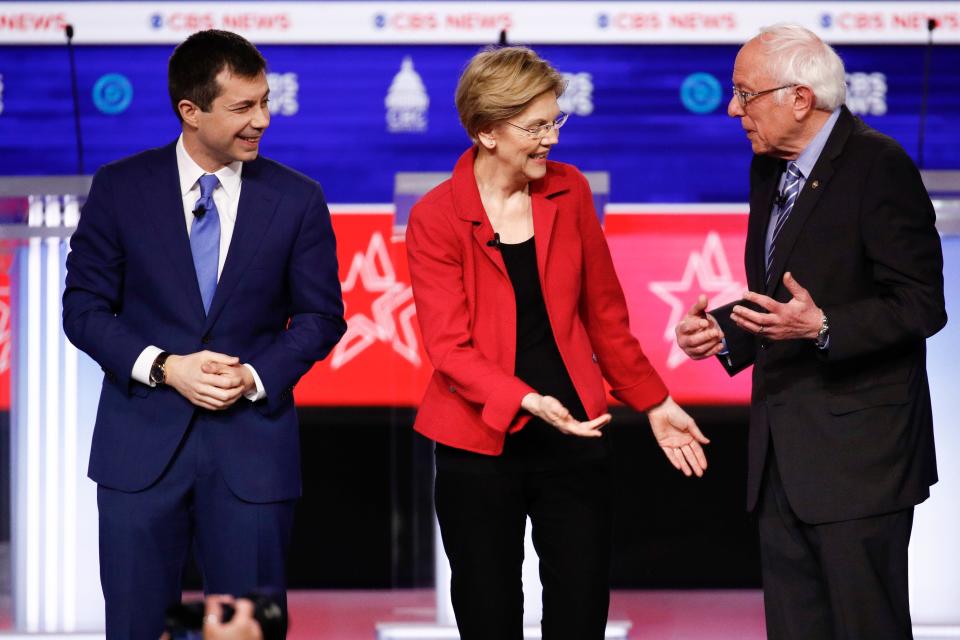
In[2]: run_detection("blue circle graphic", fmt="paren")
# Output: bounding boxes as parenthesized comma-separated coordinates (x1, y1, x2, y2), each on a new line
(820, 13, 833, 28)
(93, 73, 133, 115)
(680, 72, 722, 114)
(374, 13, 387, 29)
(597, 14, 609, 29)
(150, 14, 163, 29)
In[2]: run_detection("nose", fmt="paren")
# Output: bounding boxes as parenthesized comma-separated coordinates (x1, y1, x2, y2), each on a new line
(251, 103, 270, 130)
(727, 95, 744, 118)
(540, 125, 559, 146)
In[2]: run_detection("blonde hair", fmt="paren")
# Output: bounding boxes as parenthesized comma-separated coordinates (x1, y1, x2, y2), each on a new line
(455, 46, 566, 140)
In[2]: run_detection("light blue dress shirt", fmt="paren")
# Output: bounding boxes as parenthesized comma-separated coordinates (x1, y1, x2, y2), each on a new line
(763, 108, 842, 262)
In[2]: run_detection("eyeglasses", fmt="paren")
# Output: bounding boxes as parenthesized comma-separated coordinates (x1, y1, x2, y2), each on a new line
(732, 84, 797, 108)
(505, 112, 569, 138)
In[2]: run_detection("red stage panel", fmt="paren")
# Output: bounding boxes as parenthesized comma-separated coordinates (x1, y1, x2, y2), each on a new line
(605, 209, 752, 405)
(294, 212, 431, 406)
(296, 208, 752, 407)
(0, 256, 9, 410)
(0, 208, 753, 410)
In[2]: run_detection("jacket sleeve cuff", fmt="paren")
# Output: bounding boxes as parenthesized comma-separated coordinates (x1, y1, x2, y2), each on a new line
(481, 377, 536, 433)
(609, 372, 669, 412)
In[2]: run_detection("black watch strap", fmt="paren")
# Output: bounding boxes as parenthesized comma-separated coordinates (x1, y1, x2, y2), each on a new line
(149, 351, 171, 385)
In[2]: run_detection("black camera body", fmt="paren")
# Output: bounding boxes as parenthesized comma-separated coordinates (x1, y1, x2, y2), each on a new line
(164, 593, 287, 640)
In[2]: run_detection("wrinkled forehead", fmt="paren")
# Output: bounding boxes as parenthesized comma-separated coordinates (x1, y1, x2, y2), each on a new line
(733, 38, 769, 88)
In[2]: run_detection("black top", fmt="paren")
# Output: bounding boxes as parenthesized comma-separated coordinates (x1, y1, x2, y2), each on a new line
(436, 236, 609, 473)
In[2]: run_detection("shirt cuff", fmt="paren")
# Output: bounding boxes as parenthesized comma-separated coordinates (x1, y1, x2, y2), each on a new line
(132, 346, 163, 387)
(718, 338, 733, 367)
(243, 363, 266, 402)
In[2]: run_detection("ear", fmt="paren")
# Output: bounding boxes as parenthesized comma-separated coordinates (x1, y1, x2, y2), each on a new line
(476, 126, 497, 151)
(791, 86, 817, 120)
(178, 99, 201, 129)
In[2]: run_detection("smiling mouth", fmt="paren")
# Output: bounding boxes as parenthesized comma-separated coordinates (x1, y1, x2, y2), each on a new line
(239, 135, 260, 144)
(529, 152, 548, 160)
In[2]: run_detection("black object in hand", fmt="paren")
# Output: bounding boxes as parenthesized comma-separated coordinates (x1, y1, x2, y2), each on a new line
(164, 592, 287, 640)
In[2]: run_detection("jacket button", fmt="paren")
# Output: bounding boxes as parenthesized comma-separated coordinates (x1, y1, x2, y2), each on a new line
(760, 338, 769, 350)
(449, 385, 456, 393)
(592, 353, 598, 363)
(201, 335, 212, 344)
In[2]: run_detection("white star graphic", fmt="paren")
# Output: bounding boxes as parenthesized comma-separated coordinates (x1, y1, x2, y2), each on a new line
(330, 231, 420, 370)
(648, 232, 745, 369)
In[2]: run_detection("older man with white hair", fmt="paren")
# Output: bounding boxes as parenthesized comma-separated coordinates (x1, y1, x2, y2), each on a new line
(676, 24, 946, 639)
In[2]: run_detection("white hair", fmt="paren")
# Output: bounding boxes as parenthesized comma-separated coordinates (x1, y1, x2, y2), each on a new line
(756, 24, 847, 110)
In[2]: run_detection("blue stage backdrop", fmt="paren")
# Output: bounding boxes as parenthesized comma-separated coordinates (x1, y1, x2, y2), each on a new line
(0, 44, 957, 203)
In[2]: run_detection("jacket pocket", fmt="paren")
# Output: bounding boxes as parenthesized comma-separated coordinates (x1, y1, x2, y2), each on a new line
(827, 382, 909, 415)
(129, 382, 151, 398)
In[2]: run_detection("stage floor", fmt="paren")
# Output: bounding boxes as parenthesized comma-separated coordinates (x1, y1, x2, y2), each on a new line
(0, 584, 768, 639)
(283, 589, 767, 639)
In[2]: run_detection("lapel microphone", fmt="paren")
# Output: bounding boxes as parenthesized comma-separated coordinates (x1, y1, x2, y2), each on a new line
(774, 191, 788, 208)
(487, 233, 501, 249)
(192, 203, 207, 219)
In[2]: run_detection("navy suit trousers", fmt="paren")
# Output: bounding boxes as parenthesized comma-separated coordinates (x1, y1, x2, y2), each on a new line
(97, 420, 296, 640)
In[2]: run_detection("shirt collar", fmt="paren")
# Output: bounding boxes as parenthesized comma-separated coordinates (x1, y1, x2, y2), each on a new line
(175, 134, 243, 199)
(793, 108, 841, 178)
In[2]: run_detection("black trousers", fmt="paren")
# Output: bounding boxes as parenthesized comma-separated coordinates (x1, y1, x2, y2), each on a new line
(435, 461, 613, 640)
(758, 453, 915, 640)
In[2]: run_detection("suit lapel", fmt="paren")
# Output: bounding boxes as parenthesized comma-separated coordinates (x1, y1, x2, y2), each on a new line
(450, 148, 508, 277)
(138, 142, 206, 320)
(471, 216, 508, 277)
(531, 193, 558, 290)
(764, 108, 853, 296)
(747, 158, 780, 292)
(451, 146, 567, 280)
(203, 158, 280, 331)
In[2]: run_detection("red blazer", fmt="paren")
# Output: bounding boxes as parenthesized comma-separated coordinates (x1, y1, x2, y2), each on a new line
(406, 147, 668, 455)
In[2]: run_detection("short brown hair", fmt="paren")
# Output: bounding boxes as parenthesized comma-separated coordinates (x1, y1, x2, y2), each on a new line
(168, 29, 267, 122)
(455, 46, 566, 140)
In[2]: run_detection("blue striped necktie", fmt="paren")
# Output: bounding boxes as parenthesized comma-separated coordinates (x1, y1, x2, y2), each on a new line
(765, 162, 803, 287)
(191, 173, 221, 313)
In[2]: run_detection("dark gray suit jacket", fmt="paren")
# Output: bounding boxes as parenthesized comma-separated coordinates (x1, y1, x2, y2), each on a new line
(714, 106, 946, 524)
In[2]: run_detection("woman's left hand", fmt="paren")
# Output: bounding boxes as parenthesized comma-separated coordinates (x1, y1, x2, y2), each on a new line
(646, 396, 710, 477)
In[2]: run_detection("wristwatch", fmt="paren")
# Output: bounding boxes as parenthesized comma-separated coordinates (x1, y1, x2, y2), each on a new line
(149, 351, 171, 385)
(815, 313, 830, 349)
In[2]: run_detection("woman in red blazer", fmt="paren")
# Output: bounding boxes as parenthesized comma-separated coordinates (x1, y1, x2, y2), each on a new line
(406, 46, 709, 640)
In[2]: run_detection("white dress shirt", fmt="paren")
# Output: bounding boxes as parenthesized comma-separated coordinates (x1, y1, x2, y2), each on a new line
(130, 136, 265, 401)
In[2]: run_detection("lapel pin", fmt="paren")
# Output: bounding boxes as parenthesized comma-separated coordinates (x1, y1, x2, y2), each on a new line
(811, 180, 820, 189)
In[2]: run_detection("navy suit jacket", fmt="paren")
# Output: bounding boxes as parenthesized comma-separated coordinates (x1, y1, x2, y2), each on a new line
(63, 142, 346, 503)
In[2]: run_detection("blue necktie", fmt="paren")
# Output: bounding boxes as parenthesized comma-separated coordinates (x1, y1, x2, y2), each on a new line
(765, 161, 803, 287)
(191, 174, 221, 313)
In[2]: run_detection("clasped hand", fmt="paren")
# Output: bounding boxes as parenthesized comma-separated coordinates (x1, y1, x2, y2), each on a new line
(164, 351, 255, 411)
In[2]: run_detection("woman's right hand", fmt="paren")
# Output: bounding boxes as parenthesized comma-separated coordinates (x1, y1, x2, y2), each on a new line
(521, 393, 611, 437)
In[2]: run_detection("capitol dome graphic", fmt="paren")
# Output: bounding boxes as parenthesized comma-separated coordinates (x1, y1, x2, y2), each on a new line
(386, 56, 429, 133)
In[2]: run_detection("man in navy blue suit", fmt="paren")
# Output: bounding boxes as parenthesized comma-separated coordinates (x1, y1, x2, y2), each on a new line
(62, 30, 345, 638)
